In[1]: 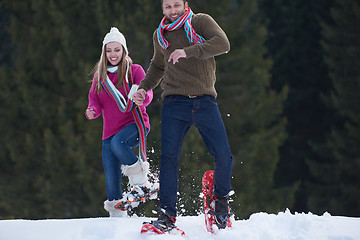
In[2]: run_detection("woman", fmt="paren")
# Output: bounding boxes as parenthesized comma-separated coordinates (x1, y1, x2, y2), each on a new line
(86, 27, 154, 217)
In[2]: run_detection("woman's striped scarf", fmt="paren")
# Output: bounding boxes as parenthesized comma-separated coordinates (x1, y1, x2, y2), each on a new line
(157, 8, 206, 49)
(100, 60, 147, 162)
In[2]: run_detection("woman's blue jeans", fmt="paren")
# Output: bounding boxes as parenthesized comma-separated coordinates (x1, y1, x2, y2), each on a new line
(160, 95, 233, 217)
(102, 123, 145, 201)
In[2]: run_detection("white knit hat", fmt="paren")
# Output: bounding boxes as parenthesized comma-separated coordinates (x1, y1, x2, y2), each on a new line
(102, 27, 128, 55)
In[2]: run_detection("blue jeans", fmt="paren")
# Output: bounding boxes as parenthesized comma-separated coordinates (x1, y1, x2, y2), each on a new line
(102, 123, 147, 201)
(160, 95, 233, 217)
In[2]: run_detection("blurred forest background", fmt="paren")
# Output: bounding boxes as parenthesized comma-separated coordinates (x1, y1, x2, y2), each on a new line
(0, 0, 359, 220)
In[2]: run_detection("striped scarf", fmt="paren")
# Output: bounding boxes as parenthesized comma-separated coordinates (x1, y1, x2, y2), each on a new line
(100, 60, 147, 162)
(157, 8, 206, 49)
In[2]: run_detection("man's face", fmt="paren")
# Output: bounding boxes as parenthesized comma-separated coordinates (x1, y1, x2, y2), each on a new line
(162, 0, 188, 22)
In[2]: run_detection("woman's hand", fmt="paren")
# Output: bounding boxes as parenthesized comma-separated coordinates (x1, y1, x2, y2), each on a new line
(86, 108, 96, 119)
(132, 89, 147, 106)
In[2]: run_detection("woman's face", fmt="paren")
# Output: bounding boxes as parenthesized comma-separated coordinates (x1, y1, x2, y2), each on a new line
(106, 42, 123, 66)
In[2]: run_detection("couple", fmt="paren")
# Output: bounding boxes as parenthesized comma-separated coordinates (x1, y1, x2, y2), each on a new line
(86, 0, 234, 230)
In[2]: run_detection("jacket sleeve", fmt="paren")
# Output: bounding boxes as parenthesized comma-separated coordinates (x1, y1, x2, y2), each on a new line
(184, 14, 230, 59)
(85, 74, 102, 120)
(138, 30, 165, 92)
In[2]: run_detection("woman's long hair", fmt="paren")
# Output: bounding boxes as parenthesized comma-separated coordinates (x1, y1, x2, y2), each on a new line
(92, 45, 133, 94)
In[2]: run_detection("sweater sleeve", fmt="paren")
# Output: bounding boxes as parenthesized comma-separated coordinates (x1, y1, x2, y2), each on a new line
(132, 64, 153, 107)
(86, 74, 102, 120)
(138, 30, 165, 92)
(184, 13, 230, 59)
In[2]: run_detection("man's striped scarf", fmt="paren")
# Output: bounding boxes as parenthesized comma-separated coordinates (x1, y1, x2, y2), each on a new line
(157, 8, 206, 49)
(100, 60, 147, 162)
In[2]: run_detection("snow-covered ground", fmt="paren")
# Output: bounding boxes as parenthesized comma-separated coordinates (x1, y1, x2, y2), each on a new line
(1, 209, 359, 240)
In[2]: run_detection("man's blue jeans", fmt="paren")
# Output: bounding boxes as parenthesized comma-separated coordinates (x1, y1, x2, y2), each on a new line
(160, 95, 233, 217)
(102, 123, 145, 201)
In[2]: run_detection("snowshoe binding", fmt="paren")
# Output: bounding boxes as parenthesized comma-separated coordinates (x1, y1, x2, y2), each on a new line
(141, 208, 186, 236)
(114, 183, 159, 211)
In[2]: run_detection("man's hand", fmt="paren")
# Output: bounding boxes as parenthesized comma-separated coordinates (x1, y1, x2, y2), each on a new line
(168, 49, 186, 64)
(132, 89, 147, 106)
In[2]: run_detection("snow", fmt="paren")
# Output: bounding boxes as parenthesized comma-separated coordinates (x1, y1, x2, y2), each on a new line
(1, 209, 359, 240)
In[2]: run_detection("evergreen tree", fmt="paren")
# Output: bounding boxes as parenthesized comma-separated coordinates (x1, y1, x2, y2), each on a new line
(259, 0, 336, 213)
(217, 0, 294, 219)
(308, 0, 360, 216)
(0, 0, 106, 218)
(0, 0, 163, 219)
(0, 3, 15, 219)
(0, 6, 13, 67)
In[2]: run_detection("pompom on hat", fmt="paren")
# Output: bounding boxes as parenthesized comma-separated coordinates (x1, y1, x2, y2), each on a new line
(102, 27, 128, 55)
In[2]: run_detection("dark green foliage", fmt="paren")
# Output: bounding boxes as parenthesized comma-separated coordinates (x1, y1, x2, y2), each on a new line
(0, 7, 13, 67)
(0, 0, 106, 219)
(307, 0, 360, 216)
(259, 0, 336, 213)
(215, 0, 294, 218)
(0, 0, 162, 220)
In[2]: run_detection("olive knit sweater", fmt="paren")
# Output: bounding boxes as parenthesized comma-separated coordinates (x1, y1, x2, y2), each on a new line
(138, 13, 230, 99)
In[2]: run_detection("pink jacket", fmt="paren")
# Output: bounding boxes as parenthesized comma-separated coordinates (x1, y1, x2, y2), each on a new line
(86, 64, 153, 140)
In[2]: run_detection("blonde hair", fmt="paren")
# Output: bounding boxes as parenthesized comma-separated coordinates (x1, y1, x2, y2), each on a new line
(92, 45, 133, 94)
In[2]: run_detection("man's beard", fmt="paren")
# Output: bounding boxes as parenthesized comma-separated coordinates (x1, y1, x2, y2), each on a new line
(165, 10, 186, 23)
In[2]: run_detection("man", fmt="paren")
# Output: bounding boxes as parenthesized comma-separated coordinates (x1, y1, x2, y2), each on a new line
(133, 0, 233, 231)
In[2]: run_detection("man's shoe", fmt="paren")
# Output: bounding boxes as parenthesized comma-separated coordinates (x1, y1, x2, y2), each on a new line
(144, 208, 177, 232)
(213, 195, 232, 229)
(141, 208, 185, 236)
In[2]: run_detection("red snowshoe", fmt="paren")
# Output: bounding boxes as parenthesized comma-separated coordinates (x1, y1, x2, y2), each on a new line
(202, 170, 232, 233)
